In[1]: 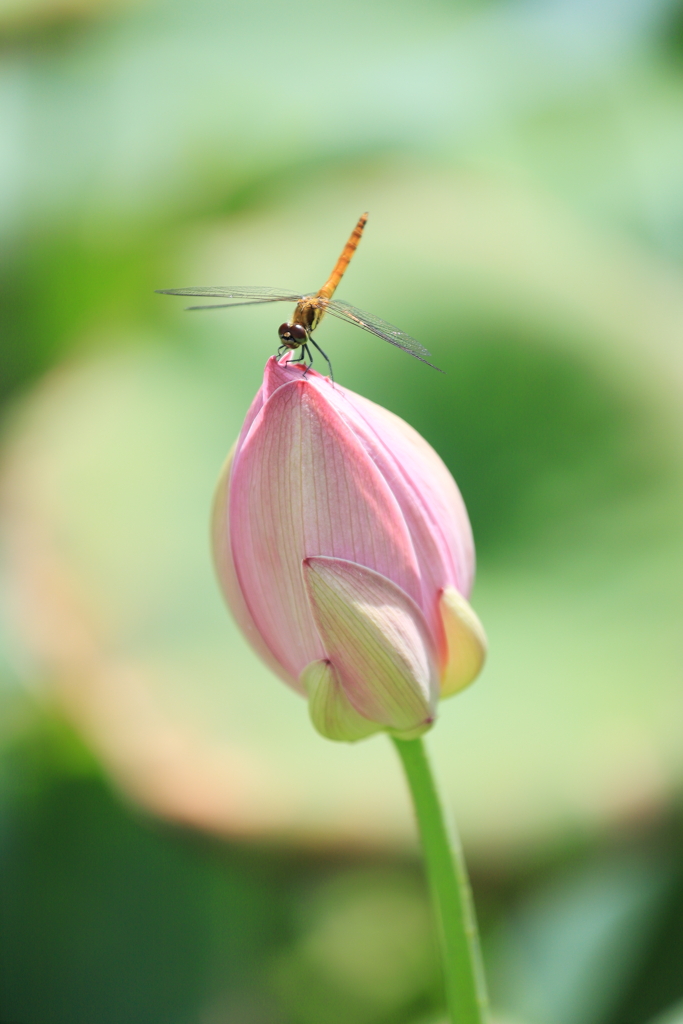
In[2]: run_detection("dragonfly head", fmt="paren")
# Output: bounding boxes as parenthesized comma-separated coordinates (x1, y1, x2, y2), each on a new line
(278, 322, 308, 349)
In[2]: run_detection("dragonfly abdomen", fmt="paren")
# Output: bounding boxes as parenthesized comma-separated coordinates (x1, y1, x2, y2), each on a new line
(317, 212, 368, 300)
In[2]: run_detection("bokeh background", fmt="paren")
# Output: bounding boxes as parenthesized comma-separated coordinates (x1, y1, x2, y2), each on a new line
(1, 0, 683, 1021)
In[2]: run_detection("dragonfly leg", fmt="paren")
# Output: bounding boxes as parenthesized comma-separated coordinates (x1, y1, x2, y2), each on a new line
(286, 345, 310, 375)
(309, 337, 334, 382)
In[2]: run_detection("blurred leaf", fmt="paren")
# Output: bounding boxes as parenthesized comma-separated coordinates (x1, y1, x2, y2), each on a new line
(647, 1001, 683, 1024)
(1, 0, 682, 242)
(0, 768, 211, 1024)
(0, 725, 298, 1024)
(271, 870, 440, 1024)
(0, 227, 162, 404)
(487, 849, 675, 1024)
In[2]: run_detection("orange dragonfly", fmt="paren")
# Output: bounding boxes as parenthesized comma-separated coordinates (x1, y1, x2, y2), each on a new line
(157, 213, 441, 378)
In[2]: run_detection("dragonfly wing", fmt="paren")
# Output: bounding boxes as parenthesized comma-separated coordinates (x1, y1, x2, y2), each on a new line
(185, 299, 302, 311)
(156, 286, 307, 301)
(323, 300, 442, 371)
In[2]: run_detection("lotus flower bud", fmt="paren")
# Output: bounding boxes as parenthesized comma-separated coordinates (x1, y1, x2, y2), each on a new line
(212, 358, 486, 741)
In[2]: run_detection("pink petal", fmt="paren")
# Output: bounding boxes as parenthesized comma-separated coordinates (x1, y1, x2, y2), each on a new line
(235, 379, 266, 450)
(274, 367, 474, 665)
(302, 556, 438, 732)
(262, 365, 473, 608)
(345, 392, 474, 598)
(344, 393, 474, 666)
(211, 444, 302, 692)
(229, 378, 422, 679)
(262, 356, 305, 401)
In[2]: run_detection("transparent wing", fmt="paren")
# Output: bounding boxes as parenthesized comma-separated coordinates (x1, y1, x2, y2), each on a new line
(156, 286, 306, 301)
(322, 300, 442, 371)
(185, 298, 303, 311)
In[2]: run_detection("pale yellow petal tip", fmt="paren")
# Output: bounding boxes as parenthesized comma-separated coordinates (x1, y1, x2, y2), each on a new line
(301, 659, 383, 743)
(438, 587, 488, 698)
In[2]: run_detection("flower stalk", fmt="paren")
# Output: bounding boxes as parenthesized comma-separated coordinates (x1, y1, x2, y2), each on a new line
(392, 735, 488, 1024)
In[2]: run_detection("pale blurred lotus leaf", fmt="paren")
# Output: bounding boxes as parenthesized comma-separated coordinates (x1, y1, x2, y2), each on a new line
(2, 172, 683, 854)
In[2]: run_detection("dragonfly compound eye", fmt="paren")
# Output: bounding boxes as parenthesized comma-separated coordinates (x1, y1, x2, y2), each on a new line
(278, 322, 308, 347)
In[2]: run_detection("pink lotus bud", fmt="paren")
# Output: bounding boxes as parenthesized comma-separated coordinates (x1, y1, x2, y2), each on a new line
(212, 357, 486, 742)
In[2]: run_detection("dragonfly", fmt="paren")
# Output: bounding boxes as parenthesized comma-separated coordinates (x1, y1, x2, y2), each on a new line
(156, 213, 442, 378)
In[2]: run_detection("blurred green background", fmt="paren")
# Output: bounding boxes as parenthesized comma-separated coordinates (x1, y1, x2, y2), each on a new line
(2, 0, 683, 1021)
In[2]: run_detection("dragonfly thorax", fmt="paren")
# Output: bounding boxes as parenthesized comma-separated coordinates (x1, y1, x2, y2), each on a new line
(278, 321, 308, 349)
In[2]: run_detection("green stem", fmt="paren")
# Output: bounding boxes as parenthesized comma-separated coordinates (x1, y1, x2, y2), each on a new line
(391, 735, 488, 1024)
